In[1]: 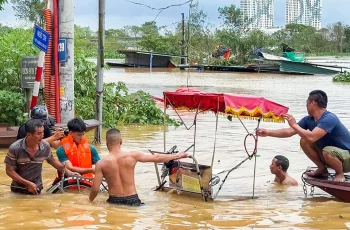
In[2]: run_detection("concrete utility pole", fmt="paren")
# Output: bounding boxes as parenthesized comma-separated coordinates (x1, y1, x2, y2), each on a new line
(94, 0, 105, 143)
(181, 13, 186, 65)
(187, 4, 192, 61)
(59, 0, 74, 123)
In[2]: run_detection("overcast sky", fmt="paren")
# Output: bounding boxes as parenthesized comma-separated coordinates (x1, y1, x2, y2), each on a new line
(0, 0, 349, 31)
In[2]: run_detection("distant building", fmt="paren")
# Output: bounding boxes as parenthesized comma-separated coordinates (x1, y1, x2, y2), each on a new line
(260, 27, 282, 35)
(240, 0, 274, 30)
(286, 0, 322, 29)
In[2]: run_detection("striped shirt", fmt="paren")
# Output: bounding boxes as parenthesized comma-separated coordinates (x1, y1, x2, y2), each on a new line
(4, 138, 53, 190)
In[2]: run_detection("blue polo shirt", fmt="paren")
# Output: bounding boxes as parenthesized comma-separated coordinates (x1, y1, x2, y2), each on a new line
(298, 111, 350, 150)
(56, 145, 101, 164)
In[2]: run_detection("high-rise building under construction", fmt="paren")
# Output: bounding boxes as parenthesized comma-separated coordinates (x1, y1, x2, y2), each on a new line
(286, 0, 322, 29)
(240, 0, 274, 29)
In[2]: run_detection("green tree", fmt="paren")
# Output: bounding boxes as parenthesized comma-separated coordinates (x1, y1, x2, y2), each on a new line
(137, 21, 181, 55)
(233, 30, 273, 64)
(218, 4, 245, 32)
(312, 28, 334, 53)
(106, 29, 121, 37)
(74, 25, 96, 55)
(285, 23, 309, 34)
(0, 23, 12, 33)
(0, 0, 8, 10)
(216, 3, 262, 64)
(0, 26, 36, 125)
(0, 27, 36, 92)
(344, 26, 350, 52)
(270, 30, 288, 45)
(122, 25, 142, 49)
(138, 21, 161, 52)
(74, 51, 179, 127)
(11, 0, 45, 27)
(288, 26, 317, 53)
(0, 90, 26, 125)
(329, 22, 346, 53)
(74, 25, 126, 58)
(185, 1, 217, 63)
(0, 26, 179, 126)
(216, 4, 273, 64)
(104, 29, 128, 57)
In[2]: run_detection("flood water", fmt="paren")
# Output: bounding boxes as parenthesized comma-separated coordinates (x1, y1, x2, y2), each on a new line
(1, 66, 350, 229)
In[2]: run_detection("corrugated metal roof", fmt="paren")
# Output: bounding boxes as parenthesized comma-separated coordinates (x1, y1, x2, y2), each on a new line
(280, 61, 339, 75)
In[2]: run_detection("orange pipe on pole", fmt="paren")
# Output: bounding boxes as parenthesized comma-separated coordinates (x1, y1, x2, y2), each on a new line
(53, 0, 61, 123)
(43, 6, 54, 116)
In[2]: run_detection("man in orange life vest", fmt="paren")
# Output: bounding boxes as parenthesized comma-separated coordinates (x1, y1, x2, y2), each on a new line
(56, 118, 101, 180)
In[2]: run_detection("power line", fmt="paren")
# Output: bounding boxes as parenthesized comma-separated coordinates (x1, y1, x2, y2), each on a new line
(124, 0, 192, 22)
(158, 20, 182, 30)
(124, 0, 192, 11)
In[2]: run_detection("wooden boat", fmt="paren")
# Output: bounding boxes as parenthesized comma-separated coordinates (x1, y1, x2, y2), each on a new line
(0, 123, 19, 148)
(0, 119, 102, 148)
(53, 119, 102, 132)
(302, 166, 350, 202)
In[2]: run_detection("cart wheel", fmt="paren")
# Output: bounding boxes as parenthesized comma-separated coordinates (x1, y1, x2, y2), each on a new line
(48, 181, 93, 193)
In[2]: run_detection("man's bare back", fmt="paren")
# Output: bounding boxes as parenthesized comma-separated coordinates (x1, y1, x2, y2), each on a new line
(89, 128, 188, 206)
(99, 151, 138, 197)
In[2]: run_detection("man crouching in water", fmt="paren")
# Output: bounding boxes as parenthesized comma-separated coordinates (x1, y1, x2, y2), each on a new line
(89, 128, 188, 206)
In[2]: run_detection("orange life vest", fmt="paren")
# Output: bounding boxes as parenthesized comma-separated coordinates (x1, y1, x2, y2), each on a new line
(61, 134, 93, 179)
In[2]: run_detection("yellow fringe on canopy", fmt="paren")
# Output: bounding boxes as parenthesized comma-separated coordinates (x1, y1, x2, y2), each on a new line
(226, 114, 285, 123)
(225, 106, 285, 123)
(167, 105, 285, 123)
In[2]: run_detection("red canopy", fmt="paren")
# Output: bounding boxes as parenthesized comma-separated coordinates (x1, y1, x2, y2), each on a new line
(163, 88, 289, 122)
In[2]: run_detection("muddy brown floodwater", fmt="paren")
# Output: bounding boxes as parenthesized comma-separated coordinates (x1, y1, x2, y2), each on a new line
(1, 68, 350, 229)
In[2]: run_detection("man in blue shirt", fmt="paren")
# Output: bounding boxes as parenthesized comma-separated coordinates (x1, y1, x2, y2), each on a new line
(257, 90, 350, 182)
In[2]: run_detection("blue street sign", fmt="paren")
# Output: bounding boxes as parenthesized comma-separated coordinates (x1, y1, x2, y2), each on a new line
(32, 25, 50, 53)
(58, 38, 68, 62)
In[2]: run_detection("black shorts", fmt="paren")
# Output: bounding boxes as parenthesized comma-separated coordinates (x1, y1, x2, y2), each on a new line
(107, 194, 144, 206)
(11, 186, 42, 195)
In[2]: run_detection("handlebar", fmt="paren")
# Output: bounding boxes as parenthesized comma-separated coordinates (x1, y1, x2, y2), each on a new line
(167, 145, 178, 154)
(149, 144, 194, 157)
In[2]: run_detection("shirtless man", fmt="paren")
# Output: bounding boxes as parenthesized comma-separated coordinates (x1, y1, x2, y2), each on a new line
(89, 128, 188, 206)
(270, 155, 298, 186)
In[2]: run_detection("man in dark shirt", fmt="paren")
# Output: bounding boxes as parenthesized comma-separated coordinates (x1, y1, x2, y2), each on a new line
(17, 105, 63, 149)
(5, 119, 76, 195)
(257, 90, 350, 182)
